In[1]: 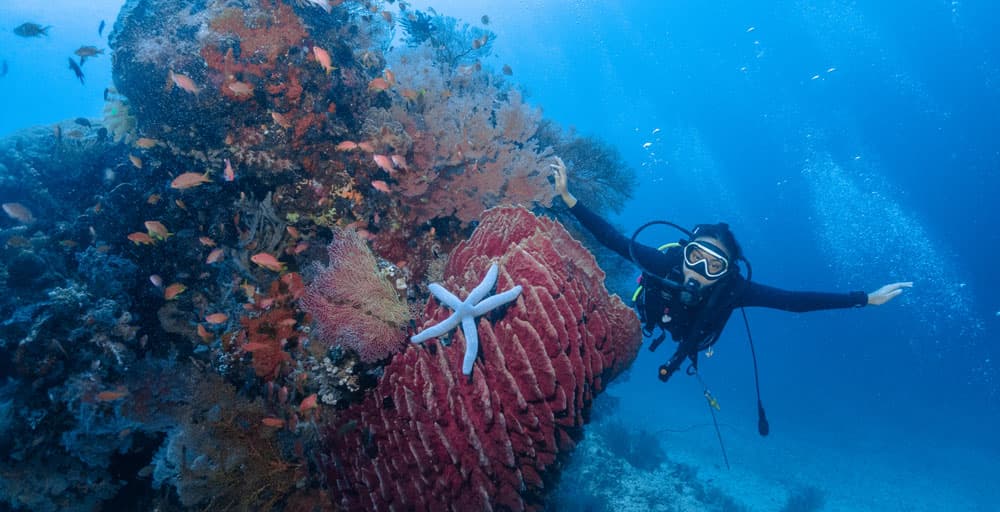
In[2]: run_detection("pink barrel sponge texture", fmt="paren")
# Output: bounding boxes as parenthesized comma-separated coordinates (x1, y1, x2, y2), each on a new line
(325, 205, 642, 511)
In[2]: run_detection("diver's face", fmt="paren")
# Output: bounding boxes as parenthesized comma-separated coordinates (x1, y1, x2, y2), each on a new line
(682, 236, 730, 287)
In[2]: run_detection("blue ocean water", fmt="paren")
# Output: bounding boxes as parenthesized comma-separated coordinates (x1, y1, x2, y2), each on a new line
(1, 0, 997, 510)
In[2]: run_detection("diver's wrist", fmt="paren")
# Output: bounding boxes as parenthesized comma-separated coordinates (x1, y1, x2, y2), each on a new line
(561, 192, 577, 208)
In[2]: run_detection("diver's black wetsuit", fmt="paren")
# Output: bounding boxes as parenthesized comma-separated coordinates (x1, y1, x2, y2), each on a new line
(569, 201, 867, 344)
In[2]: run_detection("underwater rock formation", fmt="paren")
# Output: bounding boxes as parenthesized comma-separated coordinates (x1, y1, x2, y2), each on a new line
(551, 411, 750, 512)
(1, 1, 640, 509)
(325, 206, 643, 511)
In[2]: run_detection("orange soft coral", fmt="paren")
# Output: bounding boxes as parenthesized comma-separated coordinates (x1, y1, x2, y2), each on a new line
(237, 273, 307, 381)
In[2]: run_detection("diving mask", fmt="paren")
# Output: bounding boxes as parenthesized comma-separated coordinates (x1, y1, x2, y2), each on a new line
(683, 240, 729, 280)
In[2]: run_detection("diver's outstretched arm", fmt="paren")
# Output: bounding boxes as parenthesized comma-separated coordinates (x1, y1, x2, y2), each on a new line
(866, 282, 913, 305)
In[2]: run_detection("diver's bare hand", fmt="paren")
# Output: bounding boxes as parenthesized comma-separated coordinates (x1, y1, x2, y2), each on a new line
(549, 157, 577, 208)
(867, 282, 913, 305)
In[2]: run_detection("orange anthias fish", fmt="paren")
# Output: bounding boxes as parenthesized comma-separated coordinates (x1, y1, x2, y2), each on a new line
(171, 172, 212, 189)
(196, 323, 213, 343)
(135, 137, 159, 149)
(371, 180, 391, 193)
(251, 252, 285, 272)
(227, 81, 253, 97)
(224, 158, 235, 182)
(164, 283, 186, 300)
(373, 154, 395, 174)
(390, 154, 409, 170)
(400, 88, 419, 101)
(128, 232, 155, 245)
(335, 140, 357, 151)
(2, 202, 35, 224)
(205, 313, 228, 324)
(169, 70, 200, 94)
(198, 236, 216, 247)
(271, 111, 293, 129)
(144, 220, 172, 240)
(356, 141, 375, 153)
(299, 393, 318, 413)
(205, 248, 224, 264)
(383, 68, 395, 86)
(128, 155, 143, 168)
(368, 77, 389, 92)
(261, 417, 285, 428)
(313, 46, 334, 74)
(96, 390, 129, 402)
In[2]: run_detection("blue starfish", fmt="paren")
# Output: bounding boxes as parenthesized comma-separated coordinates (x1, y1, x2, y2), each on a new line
(410, 262, 522, 375)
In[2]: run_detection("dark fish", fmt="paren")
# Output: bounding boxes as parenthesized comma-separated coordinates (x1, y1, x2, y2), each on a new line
(74, 117, 92, 127)
(98, 20, 106, 37)
(97, 127, 108, 141)
(74, 46, 104, 66)
(14, 22, 50, 38)
(103, 87, 110, 101)
(481, 15, 490, 25)
(1, 60, 7, 78)
(67, 58, 84, 84)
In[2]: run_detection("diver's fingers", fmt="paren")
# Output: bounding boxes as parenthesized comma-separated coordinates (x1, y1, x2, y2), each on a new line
(887, 288, 904, 299)
(879, 282, 912, 294)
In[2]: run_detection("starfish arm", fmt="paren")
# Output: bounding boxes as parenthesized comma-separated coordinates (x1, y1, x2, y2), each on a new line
(410, 312, 461, 343)
(460, 315, 479, 375)
(466, 262, 499, 306)
(471, 285, 523, 316)
(428, 283, 463, 310)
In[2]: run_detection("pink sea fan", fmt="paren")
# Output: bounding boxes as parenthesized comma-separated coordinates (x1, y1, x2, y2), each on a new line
(302, 229, 410, 363)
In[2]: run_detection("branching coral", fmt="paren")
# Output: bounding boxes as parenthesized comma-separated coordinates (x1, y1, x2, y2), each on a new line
(533, 119, 637, 216)
(378, 46, 553, 228)
(399, 9, 496, 68)
(151, 372, 309, 509)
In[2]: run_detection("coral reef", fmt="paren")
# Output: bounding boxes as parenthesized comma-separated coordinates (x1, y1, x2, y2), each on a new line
(324, 206, 643, 511)
(0, 1, 642, 510)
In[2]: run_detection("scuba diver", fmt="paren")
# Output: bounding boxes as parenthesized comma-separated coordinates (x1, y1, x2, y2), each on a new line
(549, 157, 911, 436)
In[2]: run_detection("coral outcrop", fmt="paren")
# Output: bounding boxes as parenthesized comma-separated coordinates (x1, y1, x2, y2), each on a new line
(1, 1, 639, 510)
(325, 206, 643, 511)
